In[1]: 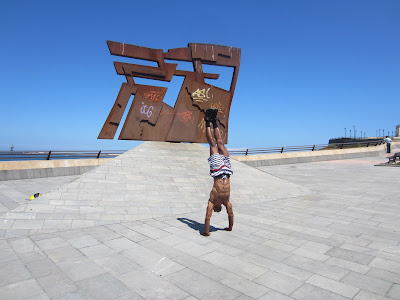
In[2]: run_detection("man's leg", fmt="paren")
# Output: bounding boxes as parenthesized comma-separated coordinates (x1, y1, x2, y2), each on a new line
(213, 127, 229, 157)
(206, 127, 218, 156)
(210, 109, 229, 157)
(205, 109, 218, 156)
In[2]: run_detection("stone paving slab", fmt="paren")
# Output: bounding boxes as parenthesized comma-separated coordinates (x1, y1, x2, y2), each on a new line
(0, 143, 399, 299)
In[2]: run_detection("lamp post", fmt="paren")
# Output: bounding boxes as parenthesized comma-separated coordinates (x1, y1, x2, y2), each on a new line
(383, 129, 385, 137)
(350, 129, 352, 139)
(353, 125, 355, 139)
(344, 128, 346, 138)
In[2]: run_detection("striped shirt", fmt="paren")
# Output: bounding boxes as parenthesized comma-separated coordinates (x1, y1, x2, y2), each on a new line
(208, 153, 233, 177)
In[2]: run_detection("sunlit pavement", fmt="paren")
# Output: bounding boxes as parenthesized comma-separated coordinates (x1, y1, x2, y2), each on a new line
(0, 143, 399, 299)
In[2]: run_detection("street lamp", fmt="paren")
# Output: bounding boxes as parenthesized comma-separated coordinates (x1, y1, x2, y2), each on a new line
(344, 128, 346, 138)
(353, 125, 355, 139)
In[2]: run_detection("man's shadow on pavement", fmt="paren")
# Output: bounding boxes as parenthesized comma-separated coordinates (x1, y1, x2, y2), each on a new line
(177, 218, 223, 234)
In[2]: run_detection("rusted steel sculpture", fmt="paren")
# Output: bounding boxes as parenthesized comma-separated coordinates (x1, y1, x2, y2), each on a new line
(98, 41, 241, 143)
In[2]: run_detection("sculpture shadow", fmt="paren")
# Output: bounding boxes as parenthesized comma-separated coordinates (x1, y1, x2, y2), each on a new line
(177, 217, 223, 233)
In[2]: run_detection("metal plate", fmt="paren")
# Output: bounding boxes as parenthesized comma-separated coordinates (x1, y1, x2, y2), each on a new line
(98, 41, 241, 143)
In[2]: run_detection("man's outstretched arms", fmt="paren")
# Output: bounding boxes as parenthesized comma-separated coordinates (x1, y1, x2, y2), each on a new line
(225, 201, 234, 231)
(201, 200, 214, 236)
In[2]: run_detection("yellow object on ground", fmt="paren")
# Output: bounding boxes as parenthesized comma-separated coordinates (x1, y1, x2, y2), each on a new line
(29, 193, 41, 201)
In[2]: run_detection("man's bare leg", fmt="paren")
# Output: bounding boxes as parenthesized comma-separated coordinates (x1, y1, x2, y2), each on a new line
(206, 127, 218, 156)
(205, 109, 218, 156)
(213, 125, 229, 157)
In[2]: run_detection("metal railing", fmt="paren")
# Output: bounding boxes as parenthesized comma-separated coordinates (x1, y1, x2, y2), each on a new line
(0, 150, 126, 161)
(228, 140, 384, 156)
(0, 139, 386, 160)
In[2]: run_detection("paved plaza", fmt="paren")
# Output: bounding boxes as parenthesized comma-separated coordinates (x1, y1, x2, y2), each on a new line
(0, 142, 399, 299)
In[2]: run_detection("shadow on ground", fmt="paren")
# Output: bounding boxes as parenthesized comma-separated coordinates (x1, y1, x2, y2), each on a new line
(177, 217, 223, 233)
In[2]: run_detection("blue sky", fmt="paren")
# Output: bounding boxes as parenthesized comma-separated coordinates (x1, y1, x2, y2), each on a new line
(1, 0, 399, 151)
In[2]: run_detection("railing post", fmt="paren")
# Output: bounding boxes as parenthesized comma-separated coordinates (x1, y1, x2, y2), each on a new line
(97, 151, 101, 159)
(47, 151, 51, 160)
(245, 149, 248, 156)
(312, 145, 315, 151)
(281, 147, 284, 153)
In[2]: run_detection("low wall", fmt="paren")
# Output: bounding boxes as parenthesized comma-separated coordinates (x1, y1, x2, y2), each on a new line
(232, 143, 399, 167)
(0, 159, 110, 181)
(1, 142, 398, 180)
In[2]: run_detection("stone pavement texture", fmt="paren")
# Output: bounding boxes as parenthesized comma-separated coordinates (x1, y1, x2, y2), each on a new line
(0, 176, 79, 217)
(0, 142, 399, 299)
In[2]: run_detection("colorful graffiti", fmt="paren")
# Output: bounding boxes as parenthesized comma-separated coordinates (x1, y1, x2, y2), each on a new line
(210, 101, 227, 114)
(140, 102, 154, 118)
(191, 88, 211, 103)
(161, 110, 194, 127)
(143, 90, 165, 102)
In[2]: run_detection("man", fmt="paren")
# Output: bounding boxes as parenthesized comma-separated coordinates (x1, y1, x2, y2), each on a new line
(201, 108, 234, 236)
(384, 136, 392, 153)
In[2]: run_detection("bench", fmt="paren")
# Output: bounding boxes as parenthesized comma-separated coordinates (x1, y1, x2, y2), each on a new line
(388, 152, 400, 163)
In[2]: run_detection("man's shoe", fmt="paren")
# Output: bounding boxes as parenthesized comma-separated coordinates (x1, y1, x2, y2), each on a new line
(204, 108, 214, 121)
(211, 108, 219, 121)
